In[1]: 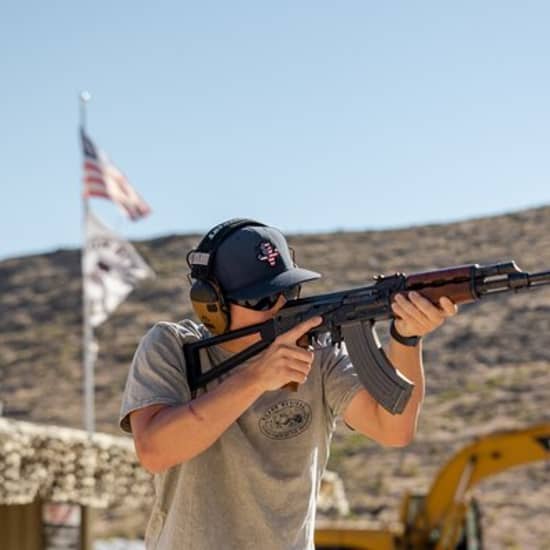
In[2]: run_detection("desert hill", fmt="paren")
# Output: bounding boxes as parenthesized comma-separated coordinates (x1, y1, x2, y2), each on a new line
(1, 206, 549, 548)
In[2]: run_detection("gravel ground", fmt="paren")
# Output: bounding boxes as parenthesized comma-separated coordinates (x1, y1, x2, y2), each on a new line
(95, 539, 145, 550)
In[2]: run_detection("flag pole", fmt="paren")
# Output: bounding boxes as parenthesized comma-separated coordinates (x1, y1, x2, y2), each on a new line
(80, 90, 95, 435)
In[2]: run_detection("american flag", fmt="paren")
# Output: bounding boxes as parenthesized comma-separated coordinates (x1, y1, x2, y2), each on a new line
(81, 128, 151, 221)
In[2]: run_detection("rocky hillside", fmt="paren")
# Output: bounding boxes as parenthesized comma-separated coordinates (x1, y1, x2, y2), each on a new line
(1, 206, 549, 548)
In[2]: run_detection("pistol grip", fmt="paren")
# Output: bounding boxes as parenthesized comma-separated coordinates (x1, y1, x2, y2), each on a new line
(281, 334, 310, 392)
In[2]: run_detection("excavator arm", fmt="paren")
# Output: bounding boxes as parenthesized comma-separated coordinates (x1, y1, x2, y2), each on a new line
(406, 423, 550, 549)
(316, 423, 550, 550)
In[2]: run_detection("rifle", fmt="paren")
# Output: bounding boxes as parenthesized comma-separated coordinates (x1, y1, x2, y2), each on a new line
(183, 261, 550, 414)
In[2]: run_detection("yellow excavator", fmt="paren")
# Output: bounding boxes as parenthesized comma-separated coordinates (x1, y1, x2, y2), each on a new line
(315, 422, 550, 549)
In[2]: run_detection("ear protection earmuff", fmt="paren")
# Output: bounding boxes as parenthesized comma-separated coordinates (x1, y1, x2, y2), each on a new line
(186, 218, 266, 334)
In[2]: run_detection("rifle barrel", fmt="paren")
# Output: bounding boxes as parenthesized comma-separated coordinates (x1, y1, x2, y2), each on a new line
(529, 271, 550, 286)
(478, 269, 550, 295)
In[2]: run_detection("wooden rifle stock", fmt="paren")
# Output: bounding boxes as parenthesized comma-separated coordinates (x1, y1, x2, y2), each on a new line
(404, 265, 479, 305)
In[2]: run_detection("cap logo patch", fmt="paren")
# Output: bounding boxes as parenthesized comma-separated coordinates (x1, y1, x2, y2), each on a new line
(257, 241, 279, 267)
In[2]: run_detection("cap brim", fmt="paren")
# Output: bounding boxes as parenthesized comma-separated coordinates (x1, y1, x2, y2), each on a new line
(225, 268, 321, 300)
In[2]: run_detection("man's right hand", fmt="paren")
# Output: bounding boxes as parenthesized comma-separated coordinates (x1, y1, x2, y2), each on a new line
(244, 316, 323, 392)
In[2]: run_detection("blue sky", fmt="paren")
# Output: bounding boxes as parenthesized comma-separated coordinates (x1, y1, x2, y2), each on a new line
(2, 1, 549, 260)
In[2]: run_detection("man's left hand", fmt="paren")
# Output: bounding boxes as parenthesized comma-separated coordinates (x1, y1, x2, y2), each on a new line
(391, 292, 458, 338)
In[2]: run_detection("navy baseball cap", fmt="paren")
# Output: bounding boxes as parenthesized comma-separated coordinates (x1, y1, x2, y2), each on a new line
(212, 225, 321, 300)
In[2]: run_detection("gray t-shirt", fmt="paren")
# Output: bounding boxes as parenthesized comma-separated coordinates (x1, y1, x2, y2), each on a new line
(119, 320, 362, 550)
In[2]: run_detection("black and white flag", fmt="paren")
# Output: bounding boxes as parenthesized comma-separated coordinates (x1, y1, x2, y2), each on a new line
(83, 211, 155, 327)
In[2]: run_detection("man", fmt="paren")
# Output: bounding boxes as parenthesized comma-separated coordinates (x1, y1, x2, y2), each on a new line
(119, 219, 457, 549)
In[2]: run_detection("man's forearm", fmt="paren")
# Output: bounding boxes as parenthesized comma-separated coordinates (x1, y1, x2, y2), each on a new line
(136, 370, 263, 473)
(376, 338, 425, 445)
